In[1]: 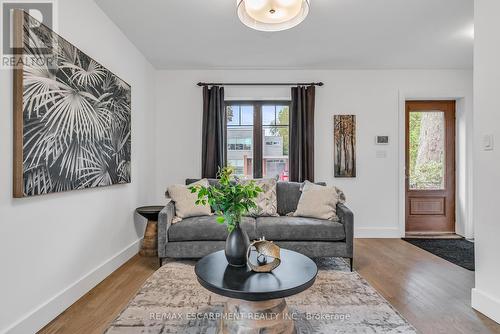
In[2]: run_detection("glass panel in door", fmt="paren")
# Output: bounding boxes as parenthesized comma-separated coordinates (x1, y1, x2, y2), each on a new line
(408, 111, 445, 190)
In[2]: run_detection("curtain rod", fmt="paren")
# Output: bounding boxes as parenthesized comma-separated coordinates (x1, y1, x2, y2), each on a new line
(197, 82, 324, 87)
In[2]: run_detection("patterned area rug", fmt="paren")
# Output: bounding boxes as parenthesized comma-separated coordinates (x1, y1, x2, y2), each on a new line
(106, 258, 417, 333)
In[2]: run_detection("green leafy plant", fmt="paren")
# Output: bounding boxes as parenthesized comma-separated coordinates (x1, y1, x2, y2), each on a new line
(190, 167, 262, 233)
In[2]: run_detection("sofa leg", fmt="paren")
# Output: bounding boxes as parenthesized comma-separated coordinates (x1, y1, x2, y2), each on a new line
(159, 257, 162, 267)
(350, 258, 353, 272)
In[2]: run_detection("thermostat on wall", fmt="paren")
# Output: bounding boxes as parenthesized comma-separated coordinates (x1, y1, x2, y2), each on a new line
(375, 136, 389, 144)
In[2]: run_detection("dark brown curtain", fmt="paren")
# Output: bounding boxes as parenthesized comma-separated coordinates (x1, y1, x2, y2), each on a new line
(201, 86, 226, 178)
(290, 85, 315, 182)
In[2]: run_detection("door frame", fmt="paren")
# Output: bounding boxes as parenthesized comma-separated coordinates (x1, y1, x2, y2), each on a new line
(397, 92, 473, 238)
(405, 100, 456, 234)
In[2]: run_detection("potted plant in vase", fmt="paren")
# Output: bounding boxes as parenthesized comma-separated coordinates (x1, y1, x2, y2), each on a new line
(190, 167, 262, 267)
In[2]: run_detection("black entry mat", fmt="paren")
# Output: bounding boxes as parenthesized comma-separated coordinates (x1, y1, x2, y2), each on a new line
(402, 238, 474, 271)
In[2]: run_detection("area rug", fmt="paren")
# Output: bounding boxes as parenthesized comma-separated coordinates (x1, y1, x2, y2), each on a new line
(106, 258, 417, 333)
(403, 238, 474, 271)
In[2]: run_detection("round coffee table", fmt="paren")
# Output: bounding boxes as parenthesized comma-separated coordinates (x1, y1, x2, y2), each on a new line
(195, 249, 318, 333)
(136, 206, 164, 257)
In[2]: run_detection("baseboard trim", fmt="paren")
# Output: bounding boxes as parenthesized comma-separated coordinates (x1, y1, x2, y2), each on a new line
(3, 238, 142, 334)
(354, 227, 401, 238)
(472, 288, 500, 324)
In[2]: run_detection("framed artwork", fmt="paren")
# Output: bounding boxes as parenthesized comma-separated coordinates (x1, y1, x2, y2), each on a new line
(13, 9, 131, 197)
(334, 115, 356, 177)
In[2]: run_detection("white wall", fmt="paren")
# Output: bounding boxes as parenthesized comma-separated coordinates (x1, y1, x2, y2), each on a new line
(471, 0, 500, 324)
(0, 0, 156, 333)
(154, 69, 472, 238)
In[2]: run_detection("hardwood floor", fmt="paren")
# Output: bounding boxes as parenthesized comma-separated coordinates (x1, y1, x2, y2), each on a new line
(356, 239, 500, 334)
(38, 239, 500, 334)
(38, 255, 158, 334)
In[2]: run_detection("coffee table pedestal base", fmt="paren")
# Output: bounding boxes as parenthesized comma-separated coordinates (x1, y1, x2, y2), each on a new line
(219, 298, 295, 334)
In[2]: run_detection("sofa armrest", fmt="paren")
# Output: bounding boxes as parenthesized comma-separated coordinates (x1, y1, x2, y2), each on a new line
(337, 203, 353, 258)
(158, 201, 175, 258)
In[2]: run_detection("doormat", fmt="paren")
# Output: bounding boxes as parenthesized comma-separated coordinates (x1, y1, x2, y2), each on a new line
(403, 238, 474, 271)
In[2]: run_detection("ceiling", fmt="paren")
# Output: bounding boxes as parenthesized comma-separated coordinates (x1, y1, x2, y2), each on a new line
(94, 0, 473, 70)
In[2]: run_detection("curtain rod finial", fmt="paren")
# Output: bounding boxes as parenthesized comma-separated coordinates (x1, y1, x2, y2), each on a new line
(197, 82, 204, 86)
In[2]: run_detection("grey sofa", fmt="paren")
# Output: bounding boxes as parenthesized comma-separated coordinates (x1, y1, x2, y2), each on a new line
(158, 179, 354, 270)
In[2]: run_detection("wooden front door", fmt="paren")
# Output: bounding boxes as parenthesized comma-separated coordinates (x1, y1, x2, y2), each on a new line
(405, 101, 456, 234)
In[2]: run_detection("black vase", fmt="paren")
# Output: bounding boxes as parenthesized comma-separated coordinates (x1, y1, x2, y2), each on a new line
(225, 223, 250, 267)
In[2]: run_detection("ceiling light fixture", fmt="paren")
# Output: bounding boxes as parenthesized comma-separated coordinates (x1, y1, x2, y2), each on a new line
(237, 0, 310, 32)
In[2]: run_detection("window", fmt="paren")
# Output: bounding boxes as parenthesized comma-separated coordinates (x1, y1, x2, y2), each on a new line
(226, 101, 289, 180)
(228, 137, 252, 151)
(227, 159, 245, 175)
(226, 104, 254, 178)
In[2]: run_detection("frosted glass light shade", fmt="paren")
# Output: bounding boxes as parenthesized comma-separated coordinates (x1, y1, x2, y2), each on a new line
(237, 0, 310, 32)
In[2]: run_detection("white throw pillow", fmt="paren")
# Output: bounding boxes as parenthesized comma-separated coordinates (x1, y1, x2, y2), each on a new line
(301, 180, 346, 204)
(167, 179, 212, 223)
(293, 182, 340, 221)
(241, 178, 279, 217)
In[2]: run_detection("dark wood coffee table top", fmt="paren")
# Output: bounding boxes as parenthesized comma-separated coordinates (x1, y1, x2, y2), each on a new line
(135, 206, 164, 221)
(195, 249, 318, 301)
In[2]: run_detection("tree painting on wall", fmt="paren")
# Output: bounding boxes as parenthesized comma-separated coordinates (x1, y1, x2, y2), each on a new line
(12, 10, 131, 197)
(334, 115, 356, 177)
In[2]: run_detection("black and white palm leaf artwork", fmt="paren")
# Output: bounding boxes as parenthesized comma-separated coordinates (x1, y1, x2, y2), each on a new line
(20, 13, 131, 196)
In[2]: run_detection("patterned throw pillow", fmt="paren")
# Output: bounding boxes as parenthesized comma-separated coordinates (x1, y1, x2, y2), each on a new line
(241, 178, 279, 217)
(167, 179, 212, 223)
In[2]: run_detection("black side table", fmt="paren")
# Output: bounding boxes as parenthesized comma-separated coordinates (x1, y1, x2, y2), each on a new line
(136, 206, 164, 257)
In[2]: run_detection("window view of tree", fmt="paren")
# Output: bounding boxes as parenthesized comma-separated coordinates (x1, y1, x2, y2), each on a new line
(264, 105, 289, 180)
(409, 111, 445, 190)
(270, 106, 289, 156)
(226, 102, 289, 180)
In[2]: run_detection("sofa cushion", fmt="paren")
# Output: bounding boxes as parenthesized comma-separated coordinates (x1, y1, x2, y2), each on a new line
(301, 180, 346, 204)
(276, 181, 326, 216)
(185, 179, 327, 217)
(168, 216, 257, 242)
(293, 183, 339, 221)
(255, 216, 345, 241)
(167, 179, 211, 220)
(241, 178, 279, 217)
(186, 178, 221, 187)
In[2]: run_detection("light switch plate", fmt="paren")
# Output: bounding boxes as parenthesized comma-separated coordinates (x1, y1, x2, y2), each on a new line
(483, 134, 494, 151)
